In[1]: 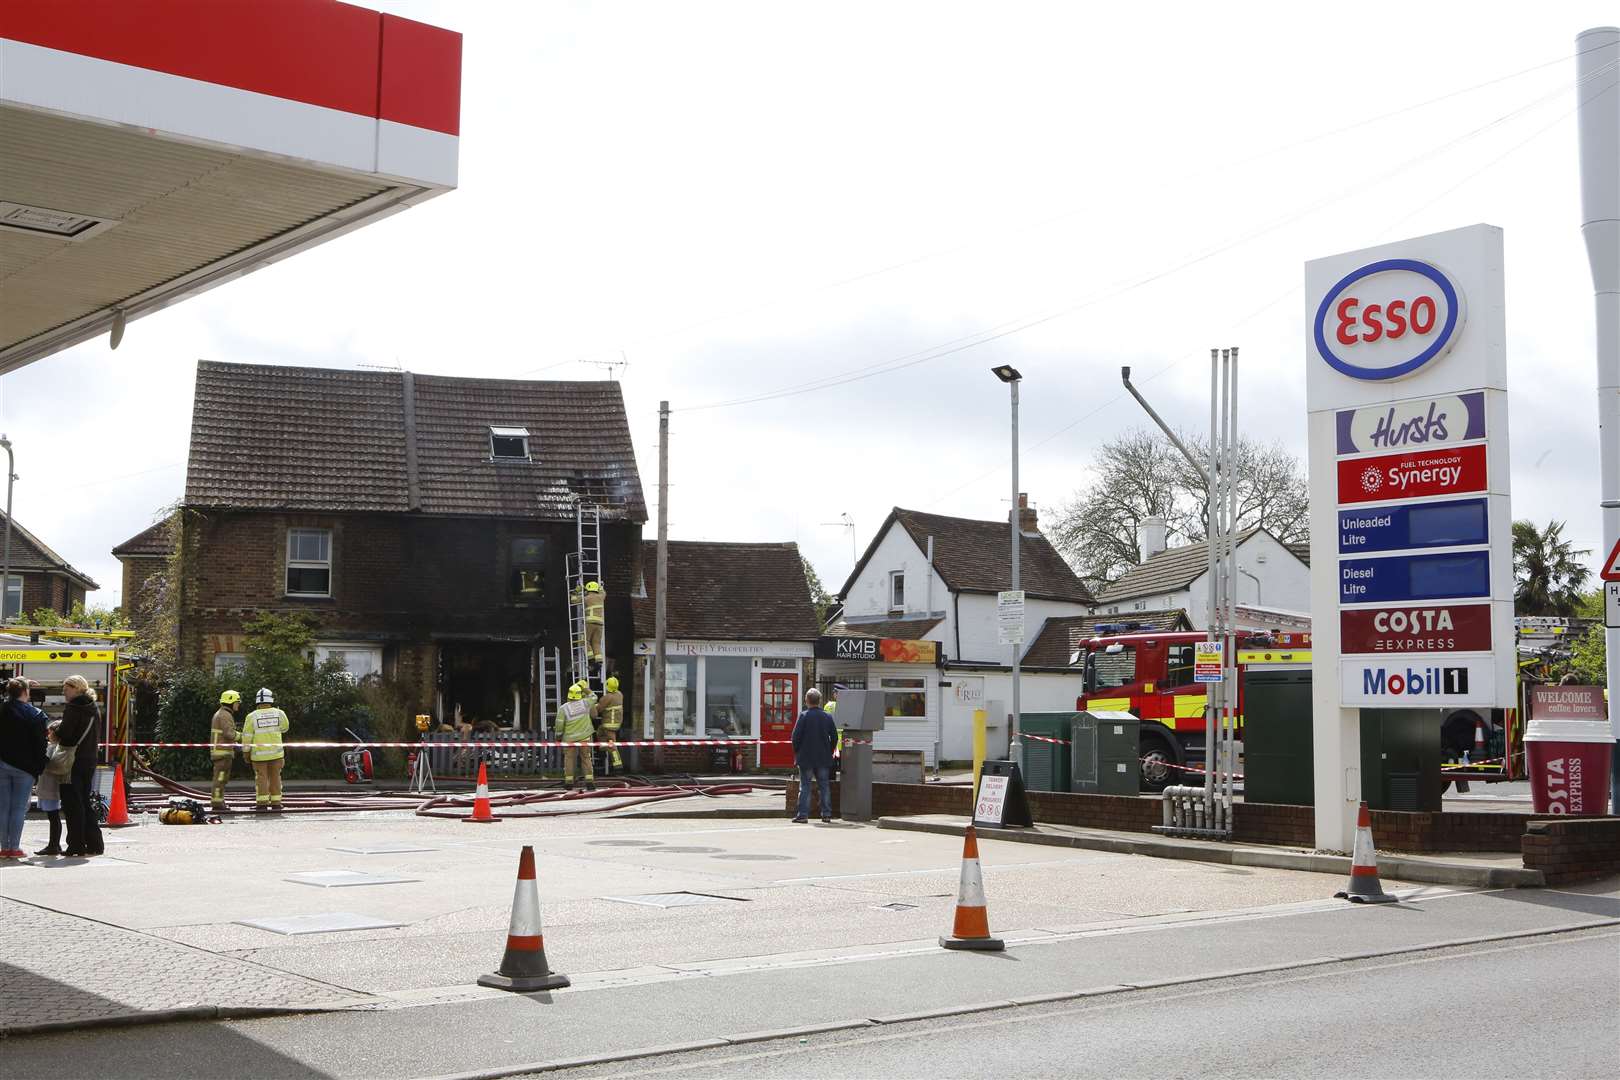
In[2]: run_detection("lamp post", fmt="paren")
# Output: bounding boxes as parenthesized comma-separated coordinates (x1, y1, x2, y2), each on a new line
(0, 435, 13, 623)
(991, 365, 1022, 762)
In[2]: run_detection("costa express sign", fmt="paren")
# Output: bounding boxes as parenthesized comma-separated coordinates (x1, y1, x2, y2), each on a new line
(1340, 603, 1492, 654)
(1337, 444, 1486, 505)
(1313, 259, 1464, 382)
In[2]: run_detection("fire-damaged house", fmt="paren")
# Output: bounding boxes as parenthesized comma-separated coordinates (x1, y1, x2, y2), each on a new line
(173, 360, 645, 728)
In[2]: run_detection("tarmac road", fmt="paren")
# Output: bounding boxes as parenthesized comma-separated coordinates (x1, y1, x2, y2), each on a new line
(545, 927, 1620, 1080)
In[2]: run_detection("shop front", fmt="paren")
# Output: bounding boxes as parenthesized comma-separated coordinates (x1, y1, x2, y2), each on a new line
(814, 635, 942, 766)
(633, 640, 813, 767)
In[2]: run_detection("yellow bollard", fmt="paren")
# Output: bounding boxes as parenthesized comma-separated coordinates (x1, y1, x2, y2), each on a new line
(972, 708, 987, 802)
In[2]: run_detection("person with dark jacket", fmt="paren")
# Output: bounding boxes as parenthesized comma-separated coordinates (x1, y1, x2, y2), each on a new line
(56, 675, 103, 857)
(0, 677, 48, 858)
(790, 688, 838, 823)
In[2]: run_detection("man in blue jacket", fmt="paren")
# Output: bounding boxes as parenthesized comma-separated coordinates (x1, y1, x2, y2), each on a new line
(791, 688, 838, 823)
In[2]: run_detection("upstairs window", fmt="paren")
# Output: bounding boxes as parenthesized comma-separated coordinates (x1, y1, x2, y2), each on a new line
(509, 536, 548, 600)
(286, 528, 332, 597)
(489, 426, 531, 461)
(889, 571, 905, 611)
(2, 574, 20, 620)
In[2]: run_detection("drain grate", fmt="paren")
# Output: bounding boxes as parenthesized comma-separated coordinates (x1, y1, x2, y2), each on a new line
(604, 891, 750, 909)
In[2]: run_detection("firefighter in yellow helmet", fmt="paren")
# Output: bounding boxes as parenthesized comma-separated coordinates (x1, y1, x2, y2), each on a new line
(558, 681, 596, 790)
(583, 580, 606, 662)
(210, 690, 241, 813)
(593, 675, 624, 770)
(240, 688, 290, 812)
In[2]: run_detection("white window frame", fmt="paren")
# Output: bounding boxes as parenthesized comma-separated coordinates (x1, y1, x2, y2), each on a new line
(213, 652, 247, 675)
(489, 426, 531, 461)
(314, 642, 383, 682)
(285, 528, 332, 598)
(888, 570, 905, 611)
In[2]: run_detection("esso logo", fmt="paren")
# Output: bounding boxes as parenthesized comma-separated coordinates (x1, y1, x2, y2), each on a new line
(1313, 259, 1464, 381)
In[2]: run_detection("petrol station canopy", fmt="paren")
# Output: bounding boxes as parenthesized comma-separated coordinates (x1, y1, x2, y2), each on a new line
(0, 0, 461, 372)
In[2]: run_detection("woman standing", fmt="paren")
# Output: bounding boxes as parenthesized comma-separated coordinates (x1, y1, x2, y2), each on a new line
(0, 677, 48, 858)
(57, 675, 103, 857)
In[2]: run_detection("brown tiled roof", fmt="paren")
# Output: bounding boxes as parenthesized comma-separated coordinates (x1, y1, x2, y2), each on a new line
(112, 516, 176, 558)
(0, 511, 98, 589)
(1097, 529, 1264, 603)
(840, 507, 1093, 605)
(832, 616, 942, 640)
(184, 361, 646, 521)
(632, 541, 821, 642)
(1021, 609, 1193, 667)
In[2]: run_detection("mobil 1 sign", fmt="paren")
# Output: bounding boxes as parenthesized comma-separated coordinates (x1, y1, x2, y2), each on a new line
(1307, 223, 1514, 716)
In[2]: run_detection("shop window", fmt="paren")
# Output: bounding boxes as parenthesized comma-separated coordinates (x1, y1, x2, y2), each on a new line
(509, 536, 548, 601)
(661, 656, 699, 737)
(705, 656, 752, 737)
(880, 676, 926, 718)
(285, 528, 331, 597)
(1163, 643, 1194, 688)
(889, 571, 905, 610)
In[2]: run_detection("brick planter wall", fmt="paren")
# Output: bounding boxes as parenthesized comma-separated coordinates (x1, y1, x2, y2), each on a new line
(1522, 817, 1620, 884)
(1232, 802, 1314, 847)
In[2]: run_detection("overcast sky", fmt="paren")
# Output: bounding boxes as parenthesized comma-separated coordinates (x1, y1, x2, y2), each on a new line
(7, 1, 1616, 607)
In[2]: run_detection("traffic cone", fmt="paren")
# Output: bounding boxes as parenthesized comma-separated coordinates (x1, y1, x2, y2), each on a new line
(462, 762, 499, 823)
(477, 845, 569, 992)
(939, 825, 1004, 951)
(1473, 719, 1486, 760)
(105, 764, 133, 828)
(1334, 802, 1396, 904)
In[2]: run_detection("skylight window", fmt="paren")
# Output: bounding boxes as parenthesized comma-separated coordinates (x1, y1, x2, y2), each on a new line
(490, 426, 531, 461)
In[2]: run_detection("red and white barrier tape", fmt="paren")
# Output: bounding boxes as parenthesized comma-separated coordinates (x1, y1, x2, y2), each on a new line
(1441, 756, 1506, 772)
(106, 738, 789, 750)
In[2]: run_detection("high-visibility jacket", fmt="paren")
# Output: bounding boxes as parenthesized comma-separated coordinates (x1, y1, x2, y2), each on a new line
(583, 589, 605, 625)
(557, 698, 595, 742)
(210, 707, 238, 760)
(241, 707, 290, 761)
(593, 691, 624, 732)
(827, 700, 842, 758)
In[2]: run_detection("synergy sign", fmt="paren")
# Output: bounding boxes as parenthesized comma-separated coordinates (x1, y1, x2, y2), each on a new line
(1313, 259, 1465, 382)
(1336, 444, 1487, 505)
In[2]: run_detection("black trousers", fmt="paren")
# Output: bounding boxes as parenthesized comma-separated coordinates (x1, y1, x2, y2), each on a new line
(61, 766, 102, 854)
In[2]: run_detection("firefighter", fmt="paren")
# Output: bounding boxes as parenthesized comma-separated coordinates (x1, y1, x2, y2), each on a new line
(827, 686, 843, 771)
(210, 690, 241, 813)
(593, 676, 624, 769)
(583, 580, 606, 661)
(557, 683, 596, 790)
(240, 688, 290, 812)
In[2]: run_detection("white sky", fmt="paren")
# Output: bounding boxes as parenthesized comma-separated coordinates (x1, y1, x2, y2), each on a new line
(6, 1, 1616, 606)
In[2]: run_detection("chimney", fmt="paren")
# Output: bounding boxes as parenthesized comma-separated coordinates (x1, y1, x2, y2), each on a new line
(1015, 492, 1038, 535)
(1136, 516, 1167, 562)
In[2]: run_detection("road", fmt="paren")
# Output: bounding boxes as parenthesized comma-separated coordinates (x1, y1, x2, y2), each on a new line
(545, 928, 1620, 1080)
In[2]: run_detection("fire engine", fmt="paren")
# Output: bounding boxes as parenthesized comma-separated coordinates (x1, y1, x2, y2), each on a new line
(1073, 626, 1312, 791)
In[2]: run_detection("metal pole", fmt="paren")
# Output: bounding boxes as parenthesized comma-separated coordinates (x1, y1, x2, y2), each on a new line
(1, 436, 12, 624)
(1575, 27, 1620, 812)
(1226, 347, 1241, 828)
(1206, 352, 1219, 816)
(653, 402, 670, 769)
(1009, 377, 1022, 762)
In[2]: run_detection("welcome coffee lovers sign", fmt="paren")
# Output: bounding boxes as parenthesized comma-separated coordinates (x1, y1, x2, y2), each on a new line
(1306, 225, 1514, 710)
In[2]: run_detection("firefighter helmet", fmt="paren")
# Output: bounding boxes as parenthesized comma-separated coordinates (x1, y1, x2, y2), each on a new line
(586, 580, 603, 592)
(605, 676, 619, 692)
(219, 690, 241, 706)
(255, 687, 275, 705)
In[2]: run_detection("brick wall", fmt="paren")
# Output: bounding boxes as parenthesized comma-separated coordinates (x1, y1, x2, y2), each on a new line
(1370, 809, 1537, 854)
(1521, 817, 1620, 884)
(1231, 802, 1314, 846)
(120, 556, 167, 640)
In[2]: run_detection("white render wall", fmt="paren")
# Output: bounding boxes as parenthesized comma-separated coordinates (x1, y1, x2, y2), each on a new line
(957, 593, 1089, 663)
(842, 525, 940, 621)
(940, 669, 1082, 761)
(1096, 533, 1310, 630)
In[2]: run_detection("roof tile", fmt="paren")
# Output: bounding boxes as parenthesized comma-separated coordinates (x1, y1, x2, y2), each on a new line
(632, 541, 821, 642)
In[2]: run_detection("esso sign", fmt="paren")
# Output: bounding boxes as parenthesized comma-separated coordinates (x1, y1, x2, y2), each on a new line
(1313, 259, 1464, 382)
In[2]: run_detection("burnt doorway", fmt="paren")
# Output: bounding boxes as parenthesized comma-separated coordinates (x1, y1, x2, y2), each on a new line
(439, 641, 536, 731)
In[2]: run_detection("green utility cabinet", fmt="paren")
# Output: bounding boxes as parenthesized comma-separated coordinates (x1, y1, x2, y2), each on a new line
(1242, 666, 1315, 805)
(1017, 712, 1075, 793)
(1072, 711, 1140, 795)
(1359, 708, 1442, 812)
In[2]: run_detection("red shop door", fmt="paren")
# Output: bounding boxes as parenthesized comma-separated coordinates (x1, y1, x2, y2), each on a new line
(759, 673, 799, 768)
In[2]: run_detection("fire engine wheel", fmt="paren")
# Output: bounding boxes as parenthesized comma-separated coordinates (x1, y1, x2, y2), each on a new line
(1138, 734, 1177, 793)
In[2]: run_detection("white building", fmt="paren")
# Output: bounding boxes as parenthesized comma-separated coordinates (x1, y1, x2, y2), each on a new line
(829, 501, 1096, 764)
(1094, 518, 1311, 631)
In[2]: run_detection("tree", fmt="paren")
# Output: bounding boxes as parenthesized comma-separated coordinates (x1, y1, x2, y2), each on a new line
(1049, 427, 1310, 587)
(1512, 519, 1590, 617)
(801, 555, 836, 623)
(27, 601, 127, 631)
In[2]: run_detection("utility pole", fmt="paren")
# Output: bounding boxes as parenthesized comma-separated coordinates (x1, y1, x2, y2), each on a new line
(991, 365, 1023, 761)
(0, 435, 13, 623)
(1575, 27, 1620, 812)
(653, 401, 670, 771)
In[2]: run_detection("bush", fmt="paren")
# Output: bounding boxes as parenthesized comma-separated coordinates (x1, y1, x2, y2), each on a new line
(153, 668, 229, 779)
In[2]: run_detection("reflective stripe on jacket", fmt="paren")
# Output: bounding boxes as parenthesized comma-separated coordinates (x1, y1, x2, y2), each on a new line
(557, 698, 595, 742)
(584, 590, 605, 624)
(210, 708, 237, 759)
(594, 692, 624, 731)
(241, 707, 290, 761)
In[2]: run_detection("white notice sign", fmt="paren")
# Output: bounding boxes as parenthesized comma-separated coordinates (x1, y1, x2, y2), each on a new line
(997, 590, 1025, 645)
(1606, 581, 1620, 630)
(974, 774, 1009, 824)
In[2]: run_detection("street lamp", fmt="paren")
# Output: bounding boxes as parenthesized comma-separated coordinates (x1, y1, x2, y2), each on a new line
(991, 365, 1022, 764)
(0, 435, 13, 624)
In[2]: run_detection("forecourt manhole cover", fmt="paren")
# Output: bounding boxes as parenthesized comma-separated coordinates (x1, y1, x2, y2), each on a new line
(646, 845, 723, 854)
(238, 912, 404, 935)
(710, 853, 793, 861)
(284, 870, 419, 888)
(327, 844, 438, 854)
(586, 840, 663, 847)
(604, 892, 750, 909)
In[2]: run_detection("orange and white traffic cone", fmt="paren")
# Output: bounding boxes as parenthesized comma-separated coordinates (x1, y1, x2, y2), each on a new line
(939, 824, 1004, 951)
(478, 845, 569, 992)
(105, 764, 133, 828)
(462, 762, 499, 823)
(1334, 801, 1396, 904)
(1474, 719, 1486, 761)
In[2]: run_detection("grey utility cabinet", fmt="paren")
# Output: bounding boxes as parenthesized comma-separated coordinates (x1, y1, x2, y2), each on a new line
(1071, 710, 1140, 795)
